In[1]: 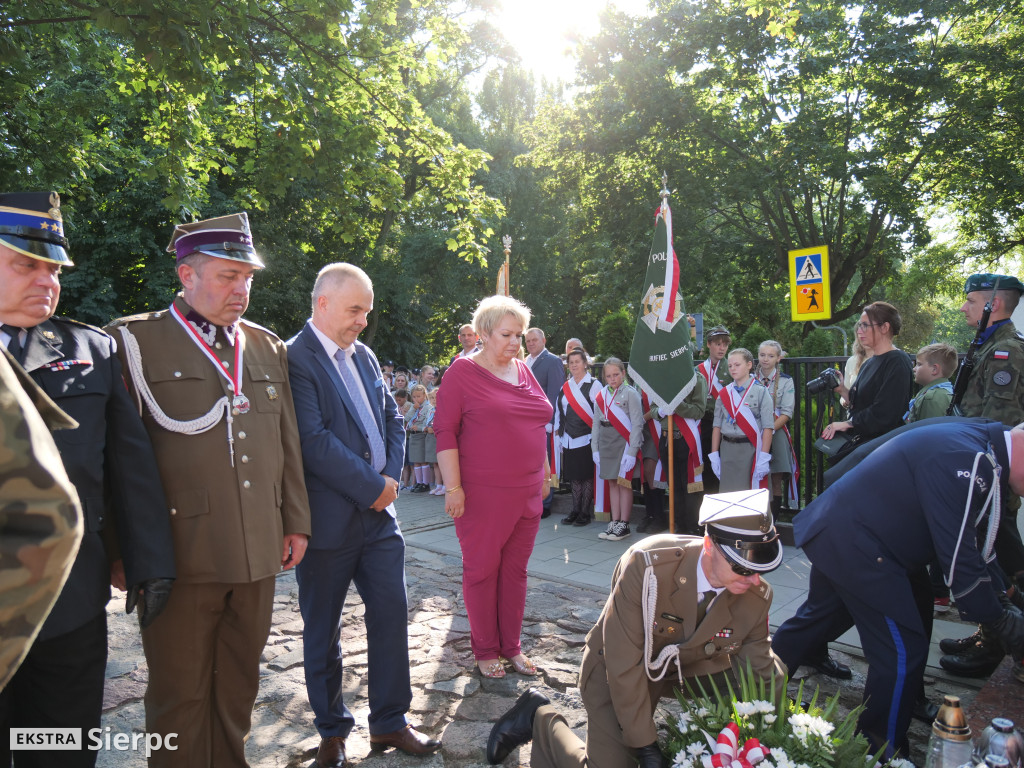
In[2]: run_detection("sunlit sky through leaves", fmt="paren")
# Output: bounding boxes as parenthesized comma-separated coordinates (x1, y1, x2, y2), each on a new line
(493, 0, 651, 83)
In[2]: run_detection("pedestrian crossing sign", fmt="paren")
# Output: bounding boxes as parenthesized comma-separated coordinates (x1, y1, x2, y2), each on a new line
(788, 246, 831, 321)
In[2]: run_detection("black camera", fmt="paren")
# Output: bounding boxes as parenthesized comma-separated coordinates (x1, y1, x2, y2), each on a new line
(806, 367, 841, 395)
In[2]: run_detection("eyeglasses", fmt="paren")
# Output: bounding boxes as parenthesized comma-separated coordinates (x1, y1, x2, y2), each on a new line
(715, 543, 758, 577)
(854, 321, 876, 331)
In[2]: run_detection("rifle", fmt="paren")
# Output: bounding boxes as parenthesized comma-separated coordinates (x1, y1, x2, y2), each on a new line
(948, 277, 1001, 416)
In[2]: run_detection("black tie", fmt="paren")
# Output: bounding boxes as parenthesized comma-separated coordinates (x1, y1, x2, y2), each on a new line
(2, 324, 24, 364)
(696, 590, 714, 625)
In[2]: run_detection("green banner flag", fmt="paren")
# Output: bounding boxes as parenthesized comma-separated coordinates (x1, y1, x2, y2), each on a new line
(627, 194, 697, 412)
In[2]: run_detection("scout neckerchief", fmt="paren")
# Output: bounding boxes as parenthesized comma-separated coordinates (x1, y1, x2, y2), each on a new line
(720, 378, 769, 490)
(699, 359, 724, 401)
(757, 368, 800, 504)
(640, 391, 666, 484)
(170, 303, 250, 415)
(594, 384, 639, 482)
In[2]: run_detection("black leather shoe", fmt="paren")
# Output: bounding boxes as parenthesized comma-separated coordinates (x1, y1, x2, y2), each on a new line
(541, 507, 552, 519)
(940, 638, 1005, 678)
(486, 687, 550, 764)
(316, 736, 347, 768)
(805, 655, 852, 680)
(912, 698, 939, 724)
(940, 628, 983, 655)
(572, 516, 591, 527)
(561, 511, 580, 525)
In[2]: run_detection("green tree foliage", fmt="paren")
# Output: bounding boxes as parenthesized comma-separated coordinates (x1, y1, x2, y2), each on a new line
(596, 307, 634, 361)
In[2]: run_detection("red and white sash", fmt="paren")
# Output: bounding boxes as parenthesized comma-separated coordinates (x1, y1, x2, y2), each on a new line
(554, 376, 594, 478)
(677, 414, 704, 491)
(595, 386, 639, 482)
(721, 382, 769, 490)
(699, 359, 724, 402)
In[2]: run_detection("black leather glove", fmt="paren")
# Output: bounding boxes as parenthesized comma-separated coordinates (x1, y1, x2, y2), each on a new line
(636, 743, 668, 768)
(126, 578, 174, 629)
(983, 608, 1024, 657)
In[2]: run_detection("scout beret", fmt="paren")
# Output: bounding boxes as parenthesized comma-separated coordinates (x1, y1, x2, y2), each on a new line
(706, 325, 731, 342)
(964, 273, 1024, 295)
(166, 212, 264, 268)
(0, 191, 73, 266)
(699, 489, 783, 573)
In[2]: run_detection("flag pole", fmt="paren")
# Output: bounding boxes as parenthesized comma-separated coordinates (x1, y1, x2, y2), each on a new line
(659, 172, 677, 535)
(497, 234, 512, 296)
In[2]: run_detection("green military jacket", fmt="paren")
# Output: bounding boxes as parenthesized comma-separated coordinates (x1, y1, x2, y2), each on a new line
(959, 321, 1024, 426)
(908, 378, 952, 423)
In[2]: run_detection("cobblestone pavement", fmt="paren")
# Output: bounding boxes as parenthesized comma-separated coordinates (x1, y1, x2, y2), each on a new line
(97, 492, 983, 767)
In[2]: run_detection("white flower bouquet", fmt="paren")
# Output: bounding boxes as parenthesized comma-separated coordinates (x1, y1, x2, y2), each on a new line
(661, 665, 910, 768)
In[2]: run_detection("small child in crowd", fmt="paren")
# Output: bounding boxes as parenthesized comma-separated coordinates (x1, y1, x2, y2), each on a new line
(395, 388, 414, 490)
(905, 343, 957, 423)
(405, 384, 433, 492)
(425, 388, 445, 495)
(710, 348, 774, 492)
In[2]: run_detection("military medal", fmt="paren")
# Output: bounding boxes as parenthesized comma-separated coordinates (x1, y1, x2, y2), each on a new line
(703, 642, 716, 656)
(169, 303, 247, 466)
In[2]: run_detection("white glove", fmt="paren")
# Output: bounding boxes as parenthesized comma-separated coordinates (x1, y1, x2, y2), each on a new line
(545, 422, 553, 433)
(753, 451, 772, 485)
(619, 453, 636, 477)
(593, 452, 601, 474)
(657, 406, 669, 419)
(709, 451, 721, 478)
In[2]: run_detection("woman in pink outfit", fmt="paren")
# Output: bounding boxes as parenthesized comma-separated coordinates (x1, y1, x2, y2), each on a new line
(434, 295, 553, 679)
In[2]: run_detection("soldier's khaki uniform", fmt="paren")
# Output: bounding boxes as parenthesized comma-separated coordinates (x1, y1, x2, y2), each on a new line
(107, 296, 311, 767)
(530, 535, 784, 768)
(958, 320, 1024, 426)
(0, 348, 82, 690)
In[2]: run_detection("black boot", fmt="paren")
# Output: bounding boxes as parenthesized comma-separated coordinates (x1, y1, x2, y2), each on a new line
(940, 636, 1005, 677)
(771, 496, 783, 518)
(561, 510, 580, 525)
(573, 511, 591, 526)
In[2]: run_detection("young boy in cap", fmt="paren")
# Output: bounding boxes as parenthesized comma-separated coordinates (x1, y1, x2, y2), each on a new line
(486, 490, 785, 768)
(697, 326, 731, 495)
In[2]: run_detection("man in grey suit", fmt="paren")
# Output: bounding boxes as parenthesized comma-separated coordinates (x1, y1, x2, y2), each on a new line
(286, 263, 441, 768)
(525, 328, 566, 518)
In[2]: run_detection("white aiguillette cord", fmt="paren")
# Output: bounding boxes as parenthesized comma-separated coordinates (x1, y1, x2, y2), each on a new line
(117, 306, 246, 467)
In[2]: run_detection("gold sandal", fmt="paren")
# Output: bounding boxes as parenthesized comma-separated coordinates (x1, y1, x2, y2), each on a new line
(509, 654, 539, 676)
(478, 659, 506, 678)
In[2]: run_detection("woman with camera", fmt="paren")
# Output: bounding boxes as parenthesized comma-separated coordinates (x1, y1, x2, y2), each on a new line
(820, 301, 913, 447)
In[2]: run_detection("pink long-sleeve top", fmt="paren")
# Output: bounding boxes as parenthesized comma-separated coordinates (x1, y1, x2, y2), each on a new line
(434, 357, 553, 488)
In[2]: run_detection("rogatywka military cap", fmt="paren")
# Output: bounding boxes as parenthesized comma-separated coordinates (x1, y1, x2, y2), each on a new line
(0, 191, 73, 266)
(706, 325, 731, 342)
(166, 212, 264, 268)
(699, 489, 783, 573)
(964, 273, 1024, 295)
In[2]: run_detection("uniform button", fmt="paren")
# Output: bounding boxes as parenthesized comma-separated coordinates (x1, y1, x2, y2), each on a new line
(221, 361, 230, 368)
(241, 455, 249, 463)
(264, 374, 270, 380)
(174, 371, 182, 378)
(238, 431, 246, 439)
(877, 557, 883, 563)
(215, 342, 223, 349)
(170, 508, 177, 516)
(77, 384, 86, 389)
(243, 480, 251, 489)
(232, 408, 240, 415)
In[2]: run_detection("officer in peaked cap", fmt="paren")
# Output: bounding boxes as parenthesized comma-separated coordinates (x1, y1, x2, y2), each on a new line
(486, 489, 785, 768)
(105, 212, 310, 767)
(0, 192, 175, 767)
(938, 273, 1024, 678)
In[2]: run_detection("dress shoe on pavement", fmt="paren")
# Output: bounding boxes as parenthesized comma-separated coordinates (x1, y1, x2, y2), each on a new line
(561, 511, 580, 525)
(940, 638, 1005, 678)
(912, 698, 939, 724)
(805, 655, 852, 680)
(939, 628, 983, 655)
(316, 736, 347, 767)
(486, 687, 550, 764)
(369, 725, 441, 756)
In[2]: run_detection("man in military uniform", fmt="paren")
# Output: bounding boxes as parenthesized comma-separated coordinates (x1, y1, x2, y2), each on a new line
(770, 420, 1024, 759)
(0, 192, 175, 767)
(940, 273, 1024, 677)
(486, 491, 786, 768)
(0, 347, 82, 691)
(106, 213, 311, 768)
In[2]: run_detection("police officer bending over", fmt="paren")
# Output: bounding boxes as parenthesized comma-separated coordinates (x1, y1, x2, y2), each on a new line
(486, 491, 786, 768)
(771, 419, 1024, 759)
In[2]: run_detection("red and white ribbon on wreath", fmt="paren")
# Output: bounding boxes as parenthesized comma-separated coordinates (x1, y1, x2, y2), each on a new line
(704, 722, 770, 768)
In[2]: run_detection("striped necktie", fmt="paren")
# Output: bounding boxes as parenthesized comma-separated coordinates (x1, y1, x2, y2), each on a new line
(335, 349, 387, 473)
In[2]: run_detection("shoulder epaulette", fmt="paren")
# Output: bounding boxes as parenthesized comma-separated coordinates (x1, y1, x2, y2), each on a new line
(105, 310, 167, 328)
(50, 315, 106, 335)
(240, 318, 282, 340)
(780, 372, 793, 380)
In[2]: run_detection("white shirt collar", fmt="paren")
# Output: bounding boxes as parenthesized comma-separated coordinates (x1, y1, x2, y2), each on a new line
(309, 320, 353, 361)
(695, 549, 725, 597)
